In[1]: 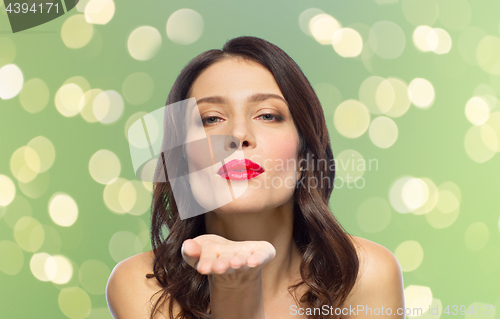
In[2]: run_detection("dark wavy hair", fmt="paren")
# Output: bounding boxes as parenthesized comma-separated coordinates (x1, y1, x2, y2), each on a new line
(145, 35, 359, 319)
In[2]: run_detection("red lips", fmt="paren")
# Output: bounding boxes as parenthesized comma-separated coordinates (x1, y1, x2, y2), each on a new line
(217, 159, 264, 180)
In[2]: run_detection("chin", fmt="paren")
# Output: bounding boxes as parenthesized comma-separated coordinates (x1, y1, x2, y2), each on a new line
(215, 196, 268, 214)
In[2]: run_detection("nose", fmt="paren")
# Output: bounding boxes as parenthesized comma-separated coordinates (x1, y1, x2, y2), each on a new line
(224, 117, 254, 151)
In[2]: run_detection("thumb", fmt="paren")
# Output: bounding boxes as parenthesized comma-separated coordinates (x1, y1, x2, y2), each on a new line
(181, 239, 201, 269)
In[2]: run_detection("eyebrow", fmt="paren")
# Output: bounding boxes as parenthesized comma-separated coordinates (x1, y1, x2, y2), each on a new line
(195, 93, 289, 108)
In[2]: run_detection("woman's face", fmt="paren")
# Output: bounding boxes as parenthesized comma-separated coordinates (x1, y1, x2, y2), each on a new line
(184, 57, 301, 215)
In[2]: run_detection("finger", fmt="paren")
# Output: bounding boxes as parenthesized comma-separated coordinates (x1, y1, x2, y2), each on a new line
(197, 245, 220, 275)
(181, 239, 201, 269)
(212, 251, 234, 274)
(247, 243, 275, 267)
(229, 249, 252, 269)
(247, 251, 267, 267)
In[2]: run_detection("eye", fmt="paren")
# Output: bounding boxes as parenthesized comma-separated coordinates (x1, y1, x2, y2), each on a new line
(201, 116, 223, 126)
(257, 113, 283, 122)
(200, 113, 283, 127)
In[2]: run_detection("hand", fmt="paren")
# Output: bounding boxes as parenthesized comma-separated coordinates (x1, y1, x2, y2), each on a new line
(181, 234, 276, 288)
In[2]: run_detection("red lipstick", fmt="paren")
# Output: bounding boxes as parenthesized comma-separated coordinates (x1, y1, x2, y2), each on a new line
(217, 159, 264, 180)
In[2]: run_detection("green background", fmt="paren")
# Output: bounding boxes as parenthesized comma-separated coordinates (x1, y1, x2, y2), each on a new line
(1, 0, 499, 318)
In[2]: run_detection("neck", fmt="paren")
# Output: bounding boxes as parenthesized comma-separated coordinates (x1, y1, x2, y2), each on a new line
(204, 197, 302, 297)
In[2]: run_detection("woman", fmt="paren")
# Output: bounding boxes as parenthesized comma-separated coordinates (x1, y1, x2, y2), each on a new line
(106, 36, 405, 319)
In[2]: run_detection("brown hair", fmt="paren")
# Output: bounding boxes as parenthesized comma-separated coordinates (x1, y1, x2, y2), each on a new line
(145, 35, 359, 319)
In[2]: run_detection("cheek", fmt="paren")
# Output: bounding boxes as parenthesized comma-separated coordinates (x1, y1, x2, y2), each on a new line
(184, 129, 211, 171)
(264, 135, 300, 172)
(275, 141, 299, 161)
(184, 141, 207, 173)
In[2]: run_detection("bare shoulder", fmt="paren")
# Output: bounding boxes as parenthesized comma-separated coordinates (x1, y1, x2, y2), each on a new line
(106, 250, 180, 319)
(342, 236, 405, 319)
(349, 236, 402, 274)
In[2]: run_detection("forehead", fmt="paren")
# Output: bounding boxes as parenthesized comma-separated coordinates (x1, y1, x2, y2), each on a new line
(188, 58, 283, 99)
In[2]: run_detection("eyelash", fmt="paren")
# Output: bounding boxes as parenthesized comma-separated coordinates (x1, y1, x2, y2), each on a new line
(201, 113, 283, 126)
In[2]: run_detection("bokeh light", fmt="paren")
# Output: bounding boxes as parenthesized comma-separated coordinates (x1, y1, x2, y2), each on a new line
(166, 9, 204, 45)
(0, 64, 24, 100)
(118, 180, 152, 216)
(127, 26, 162, 61)
(356, 197, 391, 233)
(309, 13, 341, 45)
(427, 28, 452, 54)
(415, 298, 442, 319)
(18, 171, 50, 199)
(2, 195, 33, 229)
(402, 178, 429, 211)
(426, 182, 461, 229)
(464, 125, 495, 163)
(55, 83, 85, 117)
(0, 240, 24, 275)
(408, 78, 435, 109)
(390, 176, 414, 214)
(14, 216, 45, 252)
(0, 174, 16, 206)
(93, 90, 124, 124)
(412, 178, 439, 215)
(10, 146, 41, 184)
(298, 8, 324, 37)
(404, 285, 433, 316)
(464, 222, 489, 251)
(390, 176, 439, 214)
(359, 76, 387, 115)
(476, 36, 500, 75)
(333, 100, 371, 138)
(108, 231, 143, 263)
(27, 136, 56, 173)
(61, 14, 94, 49)
(122, 72, 154, 105)
(103, 177, 128, 214)
(84, 0, 115, 25)
(413, 25, 433, 52)
(19, 78, 50, 113)
(80, 88, 103, 123)
(465, 97, 490, 125)
(30, 252, 52, 281)
(124, 111, 149, 140)
(48, 193, 79, 227)
(45, 255, 73, 284)
(384, 78, 411, 117)
(58, 287, 92, 319)
(39, 224, 62, 255)
(368, 116, 398, 148)
(359, 77, 411, 117)
(368, 21, 406, 59)
(436, 190, 459, 213)
(89, 150, 121, 185)
(401, 0, 438, 26)
(395, 240, 424, 272)
(335, 149, 366, 183)
(483, 111, 500, 152)
(332, 28, 363, 57)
